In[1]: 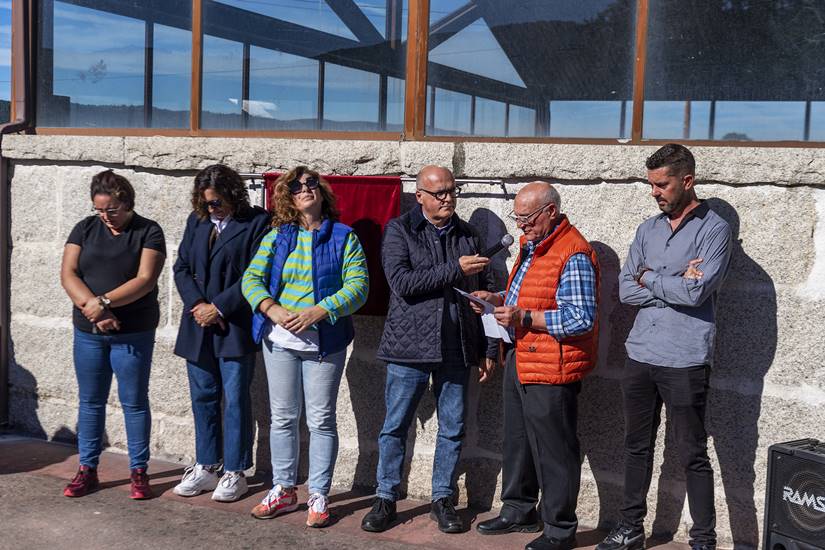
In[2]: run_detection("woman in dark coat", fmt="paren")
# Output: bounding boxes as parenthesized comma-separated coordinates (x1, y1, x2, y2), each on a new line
(172, 164, 270, 502)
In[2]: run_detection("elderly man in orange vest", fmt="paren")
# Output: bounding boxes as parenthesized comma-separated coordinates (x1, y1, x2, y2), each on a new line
(471, 181, 599, 550)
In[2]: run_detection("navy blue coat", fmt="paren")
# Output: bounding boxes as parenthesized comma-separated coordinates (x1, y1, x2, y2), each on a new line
(173, 207, 271, 362)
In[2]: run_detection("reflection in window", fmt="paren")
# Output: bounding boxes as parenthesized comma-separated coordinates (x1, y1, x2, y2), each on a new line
(508, 105, 536, 137)
(36, 0, 191, 128)
(0, 3, 11, 122)
(323, 64, 379, 130)
(644, 1, 825, 142)
(550, 101, 630, 139)
(151, 24, 191, 128)
(426, 0, 636, 137)
(429, 87, 471, 136)
(202, 0, 407, 131)
(201, 35, 243, 128)
(249, 48, 318, 130)
(474, 98, 505, 136)
(386, 76, 405, 131)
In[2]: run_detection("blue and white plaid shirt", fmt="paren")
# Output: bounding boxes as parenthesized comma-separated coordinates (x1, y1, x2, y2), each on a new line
(504, 232, 597, 339)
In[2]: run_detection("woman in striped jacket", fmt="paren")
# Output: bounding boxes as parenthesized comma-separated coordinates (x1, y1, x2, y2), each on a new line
(241, 166, 368, 527)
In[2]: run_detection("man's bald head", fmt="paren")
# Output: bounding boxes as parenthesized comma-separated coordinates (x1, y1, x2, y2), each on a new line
(513, 181, 562, 242)
(416, 165, 455, 189)
(517, 181, 560, 211)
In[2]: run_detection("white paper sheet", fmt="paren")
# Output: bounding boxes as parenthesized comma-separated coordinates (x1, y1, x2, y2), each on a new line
(453, 287, 512, 343)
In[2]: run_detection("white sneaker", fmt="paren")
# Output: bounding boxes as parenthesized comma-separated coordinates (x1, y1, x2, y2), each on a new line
(211, 470, 248, 502)
(173, 464, 220, 497)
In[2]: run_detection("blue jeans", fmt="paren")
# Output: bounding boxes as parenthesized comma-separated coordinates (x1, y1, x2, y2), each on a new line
(186, 349, 255, 472)
(73, 328, 155, 470)
(376, 362, 469, 502)
(262, 340, 346, 496)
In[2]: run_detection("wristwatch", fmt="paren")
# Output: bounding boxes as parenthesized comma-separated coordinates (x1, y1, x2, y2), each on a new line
(522, 310, 533, 329)
(97, 295, 111, 310)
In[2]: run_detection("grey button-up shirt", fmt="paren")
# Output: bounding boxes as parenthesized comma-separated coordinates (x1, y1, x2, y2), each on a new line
(619, 201, 732, 368)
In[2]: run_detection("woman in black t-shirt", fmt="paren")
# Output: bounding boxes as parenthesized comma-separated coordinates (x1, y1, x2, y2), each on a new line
(60, 170, 166, 500)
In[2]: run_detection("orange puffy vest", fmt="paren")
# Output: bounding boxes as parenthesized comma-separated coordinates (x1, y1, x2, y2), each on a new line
(506, 216, 600, 385)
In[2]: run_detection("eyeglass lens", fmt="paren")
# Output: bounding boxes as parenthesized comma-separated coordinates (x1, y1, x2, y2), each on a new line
(206, 199, 223, 208)
(289, 177, 320, 194)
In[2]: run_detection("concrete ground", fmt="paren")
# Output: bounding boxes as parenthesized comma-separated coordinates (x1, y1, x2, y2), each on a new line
(0, 435, 689, 550)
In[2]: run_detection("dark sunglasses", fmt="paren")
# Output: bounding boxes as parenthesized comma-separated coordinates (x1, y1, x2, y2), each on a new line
(288, 177, 320, 195)
(206, 199, 223, 208)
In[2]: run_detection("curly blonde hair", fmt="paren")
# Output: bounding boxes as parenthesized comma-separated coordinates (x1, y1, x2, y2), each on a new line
(269, 166, 340, 227)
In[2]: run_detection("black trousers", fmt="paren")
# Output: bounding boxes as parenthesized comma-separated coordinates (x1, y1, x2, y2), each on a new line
(500, 350, 581, 541)
(620, 358, 716, 546)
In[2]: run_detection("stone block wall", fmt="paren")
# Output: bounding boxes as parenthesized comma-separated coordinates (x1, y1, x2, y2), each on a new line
(4, 134, 825, 548)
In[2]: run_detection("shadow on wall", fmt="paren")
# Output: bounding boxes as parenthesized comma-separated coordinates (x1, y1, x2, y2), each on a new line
(6, 336, 104, 473)
(580, 240, 634, 528)
(581, 201, 775, 549)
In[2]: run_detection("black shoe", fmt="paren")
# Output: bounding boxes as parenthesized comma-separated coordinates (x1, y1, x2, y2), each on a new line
(525, 534, 576, 550)
(596, 521, 645, 550)
(430, 497, 463, 533)
(690, 543, 715, 550)
(361, 497, 397, 532)
(476, 514, 542, 535)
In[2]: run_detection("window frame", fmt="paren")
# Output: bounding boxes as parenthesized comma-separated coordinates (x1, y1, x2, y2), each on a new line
(18, 0, 825, 147)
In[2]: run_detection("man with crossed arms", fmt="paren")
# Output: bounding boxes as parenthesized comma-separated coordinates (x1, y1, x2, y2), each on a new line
(597, 143, 731, 550)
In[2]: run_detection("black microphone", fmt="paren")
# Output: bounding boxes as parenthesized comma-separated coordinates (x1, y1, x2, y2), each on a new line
(481, 234, 514, 258)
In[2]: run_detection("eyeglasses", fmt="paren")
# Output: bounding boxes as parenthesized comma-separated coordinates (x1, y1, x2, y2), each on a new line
(418, 186, 461, 202)
(92, 205, 123, 217)
(288, 177, 320, 195)
(206, 199, 223, 208)
(508, 201, 552, 226)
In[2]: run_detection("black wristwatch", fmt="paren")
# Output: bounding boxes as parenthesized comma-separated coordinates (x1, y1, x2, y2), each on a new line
(522, 310, 533, 329)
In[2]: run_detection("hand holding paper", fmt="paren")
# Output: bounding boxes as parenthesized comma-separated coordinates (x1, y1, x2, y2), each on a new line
(454, 287, 511, 343)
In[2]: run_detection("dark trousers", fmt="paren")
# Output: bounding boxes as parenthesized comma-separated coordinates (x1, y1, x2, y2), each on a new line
(500, 350, 581, 541)
(620, 358, 716, 546)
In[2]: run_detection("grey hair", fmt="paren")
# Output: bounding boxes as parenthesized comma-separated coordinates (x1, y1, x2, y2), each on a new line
(530, 181, 561, 211)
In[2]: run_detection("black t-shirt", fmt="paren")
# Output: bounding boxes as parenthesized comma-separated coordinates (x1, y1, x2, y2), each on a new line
(66, 213, 166, 333)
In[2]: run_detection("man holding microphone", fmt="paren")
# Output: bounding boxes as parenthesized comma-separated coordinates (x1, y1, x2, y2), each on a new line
(472, 181, 599, 550)
(361, 165, 497, 534)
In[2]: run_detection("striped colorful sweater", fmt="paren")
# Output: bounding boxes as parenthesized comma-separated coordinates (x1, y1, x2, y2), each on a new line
(241, 226, 369, 324)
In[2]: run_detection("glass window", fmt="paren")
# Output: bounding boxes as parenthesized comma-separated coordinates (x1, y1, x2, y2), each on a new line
(644, 1, 825, 142)
(0, 2, 11, 122)
(248, 47, 318, 130)
(201, 35, 244, 128)
(508, 105, 536, 137)
(202, 0, 407, 131)
(323, 63, 379, 130)
(426, 1, 636, 137)
(36, 0, 191, 128)
(550, 100, 631, 139)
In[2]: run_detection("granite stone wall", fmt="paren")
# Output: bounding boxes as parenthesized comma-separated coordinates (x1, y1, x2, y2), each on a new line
(4, 134, 825, 548)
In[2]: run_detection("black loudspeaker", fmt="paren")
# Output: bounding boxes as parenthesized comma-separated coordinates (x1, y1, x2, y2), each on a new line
(763, 439, 825, 550)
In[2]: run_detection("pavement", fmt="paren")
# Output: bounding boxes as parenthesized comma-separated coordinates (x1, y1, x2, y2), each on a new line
(0, 435, 690, 550)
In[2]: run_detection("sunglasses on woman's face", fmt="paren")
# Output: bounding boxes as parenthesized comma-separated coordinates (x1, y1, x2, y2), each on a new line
(206, 199, 223, 208)
(288, 177, 320, 195)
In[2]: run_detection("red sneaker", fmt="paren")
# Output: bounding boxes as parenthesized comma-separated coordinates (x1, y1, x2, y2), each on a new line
(63, 465, 99, 497)
(129, 468, 153, 500)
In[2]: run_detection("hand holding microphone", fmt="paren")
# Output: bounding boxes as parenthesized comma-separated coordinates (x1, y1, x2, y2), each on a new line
(458, 234, 514, 276)
(482, 234, 514, 258)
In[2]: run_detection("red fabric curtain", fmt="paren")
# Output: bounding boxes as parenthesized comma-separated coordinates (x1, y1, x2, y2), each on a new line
(263, 173, 401, 315)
